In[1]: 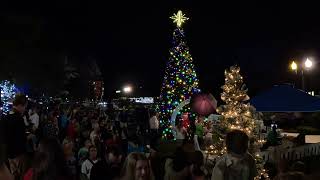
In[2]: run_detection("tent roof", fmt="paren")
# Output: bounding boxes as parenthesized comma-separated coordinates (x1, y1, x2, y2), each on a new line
(250, 85, 320, 112)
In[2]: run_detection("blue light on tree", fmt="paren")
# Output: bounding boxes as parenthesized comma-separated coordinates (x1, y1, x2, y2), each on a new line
(0, 80, 17, 114)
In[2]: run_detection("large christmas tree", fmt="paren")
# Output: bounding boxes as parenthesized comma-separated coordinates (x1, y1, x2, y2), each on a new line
(159, 10, 200, 140)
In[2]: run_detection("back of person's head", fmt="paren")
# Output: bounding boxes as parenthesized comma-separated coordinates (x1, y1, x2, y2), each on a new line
(84, 139, 92, 147)
(226, 130, 249, 155)
(36, 137, 67, 179)
(192, 151, 204, 167)
(13, 93, 27, 107)
(106, 145, 122, 163)
(121, 152, 154, 180)
(62, 137, 74, 151)
(173, 147, 189, 172)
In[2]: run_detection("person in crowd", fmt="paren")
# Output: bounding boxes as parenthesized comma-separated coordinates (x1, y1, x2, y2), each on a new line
(43, 112, 60, 139)
(23, 137, 69, 180)
(149, 111, 159, 147)
(267, 124, 279, 146)
(29, 106, 40, 130)
(211, 130, 257, 180)
(90, 145, 122, 180)
(195, 116, 204, 146)
(191, 151, 205, 180)
(120, 152, 154, 180)
(120, 119, 129, 155)
(78, 139, 92, 165)
(100, 120, 112, 144)
(67, 118, 79, 141)
(90, 123, 100, 146)
(60, 109, 70, 130)
(164, 147, 191, 180)
(204, 121, 213, 146)
(81, 146, 99, 180)
(63, 137, 77, 180)
(106, 132, 121, 149)
(23, 109, 31, 127)
(0, 94, 28, 178)
(175, 120, 187, 144)
(127, 136, 145, 154)
(0, 144, 14, 180)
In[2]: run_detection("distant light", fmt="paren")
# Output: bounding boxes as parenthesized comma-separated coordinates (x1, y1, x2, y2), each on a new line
(305, 58, 313, 69)
(123, 86, 132, 93)
(308, 91, 315, 96)
(116, 90, 121, 94)
(290, 61, 298, 70)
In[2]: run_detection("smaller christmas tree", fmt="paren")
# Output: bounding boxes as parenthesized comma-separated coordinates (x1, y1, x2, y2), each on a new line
(216, 65, 256, 135)
(0, 80, 17, 115)
(207, 65, 269, 180)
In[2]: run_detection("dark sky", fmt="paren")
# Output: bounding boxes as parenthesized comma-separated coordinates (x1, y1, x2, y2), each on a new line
(1, 1, 320, 98)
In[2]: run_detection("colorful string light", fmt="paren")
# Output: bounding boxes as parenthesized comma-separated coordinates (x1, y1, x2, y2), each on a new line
(159, 10, 200, 140)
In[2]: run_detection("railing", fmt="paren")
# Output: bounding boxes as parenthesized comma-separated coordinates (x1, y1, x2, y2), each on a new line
(258, 143, 320, 162)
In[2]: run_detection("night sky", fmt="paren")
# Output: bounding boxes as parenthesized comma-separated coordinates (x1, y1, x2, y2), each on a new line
(1, 1, 320, 98)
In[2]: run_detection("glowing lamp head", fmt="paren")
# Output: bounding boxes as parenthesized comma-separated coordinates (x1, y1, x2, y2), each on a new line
(290, 61, 298, 71)
(123, 86, 132, 93)
(305, 58, 313, 69)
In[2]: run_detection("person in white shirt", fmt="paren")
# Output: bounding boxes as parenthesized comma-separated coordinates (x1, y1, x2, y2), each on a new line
(29, 107, 40, 129)
(81, 146, 99, 180)
(149, 112, 159, 148)
(211, 130, 257, 180)
(149, 112, 159, 131)
(90, 123, 100, 146)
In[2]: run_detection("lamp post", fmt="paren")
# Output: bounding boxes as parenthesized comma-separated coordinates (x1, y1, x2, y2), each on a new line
(290, 58, 313, 91)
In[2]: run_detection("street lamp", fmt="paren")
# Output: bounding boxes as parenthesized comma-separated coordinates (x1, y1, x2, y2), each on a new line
(289, 58, 314, 91)
(290, 61, 298, 73)
(305, 58, 313, 69)
(123, 86, 132, 94)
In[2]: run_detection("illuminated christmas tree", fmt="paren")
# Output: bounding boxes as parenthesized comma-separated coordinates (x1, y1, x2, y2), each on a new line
(209, 65, 269, 180)
(216, 65, 256, 135)
(159, 10, 200, 140)
(0, 80, 17, 115)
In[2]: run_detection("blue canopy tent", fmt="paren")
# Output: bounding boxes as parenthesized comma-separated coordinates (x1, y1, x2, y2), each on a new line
(250, 85, 320, 112)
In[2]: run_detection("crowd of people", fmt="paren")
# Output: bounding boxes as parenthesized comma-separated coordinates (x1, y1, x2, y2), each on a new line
(0, 94, 162, 180)
(1, 93, 305, 180)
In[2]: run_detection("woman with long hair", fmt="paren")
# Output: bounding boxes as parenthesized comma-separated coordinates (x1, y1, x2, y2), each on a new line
(120, 152, 154, 180)
(23, 137, 69, 180)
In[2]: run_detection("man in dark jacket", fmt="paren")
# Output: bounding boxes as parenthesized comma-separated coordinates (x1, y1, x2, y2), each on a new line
(0, 94, 28, 177)
(90, 145, 122, 180)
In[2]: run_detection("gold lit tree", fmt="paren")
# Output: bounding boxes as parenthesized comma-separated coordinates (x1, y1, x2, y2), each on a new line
(217, 65, 256, 135)
(206, 65, 269, 180)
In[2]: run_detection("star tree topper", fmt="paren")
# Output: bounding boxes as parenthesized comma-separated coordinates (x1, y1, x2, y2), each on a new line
(170, 10, 189, 27)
